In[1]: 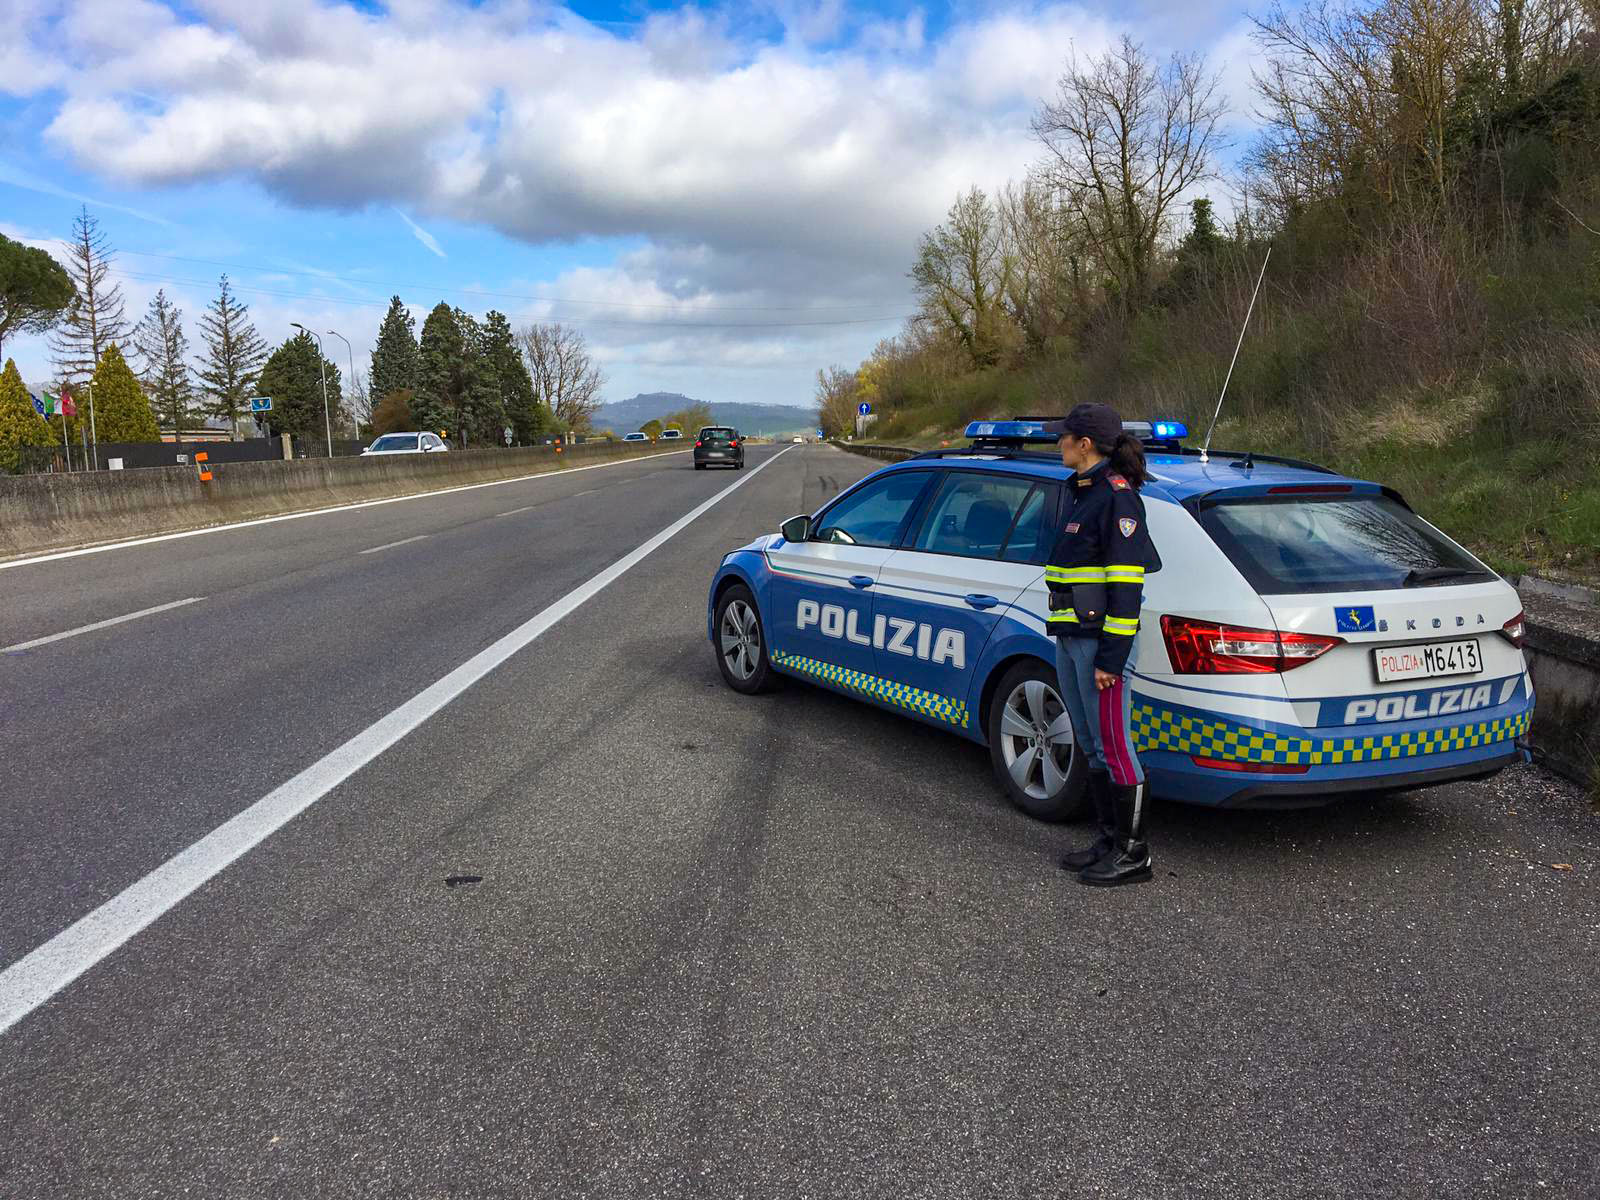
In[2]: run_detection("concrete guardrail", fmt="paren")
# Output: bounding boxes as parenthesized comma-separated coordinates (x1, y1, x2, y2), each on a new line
(0, 441, 685, 562)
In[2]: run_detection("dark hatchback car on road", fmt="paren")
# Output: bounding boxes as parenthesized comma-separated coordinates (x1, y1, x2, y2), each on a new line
(694, 427, 744, 469)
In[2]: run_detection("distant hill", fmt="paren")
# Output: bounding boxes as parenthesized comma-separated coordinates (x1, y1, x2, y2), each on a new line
(592, 393, 816, 436)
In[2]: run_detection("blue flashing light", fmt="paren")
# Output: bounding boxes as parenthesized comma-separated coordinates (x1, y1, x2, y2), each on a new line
(1151, 419, 1188, 440)
(963, 420, 1055, 442)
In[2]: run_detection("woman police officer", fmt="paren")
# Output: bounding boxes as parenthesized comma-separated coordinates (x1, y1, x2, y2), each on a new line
(1041, 403, 1161, 887)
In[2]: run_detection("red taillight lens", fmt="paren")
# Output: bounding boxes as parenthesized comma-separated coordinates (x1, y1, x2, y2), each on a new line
(729, 440, 739, 448)
(1500, 611, 1525, 648)
(1160, 615, 1343, 674)
(695, 440, 703, 448)
(1190, 756, 1311, 774)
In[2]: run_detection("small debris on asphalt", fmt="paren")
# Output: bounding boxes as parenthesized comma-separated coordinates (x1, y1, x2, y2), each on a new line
(1551, 863, 1574, 871)
(444, 874, 484, 888)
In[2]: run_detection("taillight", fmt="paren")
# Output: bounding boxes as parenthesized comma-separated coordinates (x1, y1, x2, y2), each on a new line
(1500, 611, 1525, 648)
(695, 440, 703, 448)
(1160, 615, 1343, 674)
(729, 440, 739, 448)
(1190, 756, 1310, 774)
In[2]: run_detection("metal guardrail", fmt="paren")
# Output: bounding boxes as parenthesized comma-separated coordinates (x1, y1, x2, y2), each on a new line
(831, 441, 919, 463)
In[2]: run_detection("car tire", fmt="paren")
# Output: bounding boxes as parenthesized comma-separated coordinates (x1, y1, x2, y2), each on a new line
(713, 583, 778, 694)
(695, 463, 706, 470)
(985, 659, 1087, 822)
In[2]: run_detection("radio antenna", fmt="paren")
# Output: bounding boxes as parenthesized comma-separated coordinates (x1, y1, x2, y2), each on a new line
(1201, 244, 1272, 462)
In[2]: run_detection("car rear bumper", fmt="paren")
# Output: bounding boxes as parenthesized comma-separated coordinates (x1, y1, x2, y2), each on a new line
(694, 451, 741, 465)
(1163, 746, 1525, 808)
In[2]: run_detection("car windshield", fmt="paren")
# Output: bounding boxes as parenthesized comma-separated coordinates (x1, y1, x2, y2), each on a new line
(1197, 493, 1493, 595)
(370, 434, 419, 451)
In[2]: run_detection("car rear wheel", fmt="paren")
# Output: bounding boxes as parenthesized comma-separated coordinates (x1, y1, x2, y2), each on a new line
(714, 584, 777, 694)
(986, 659, 1087, 821)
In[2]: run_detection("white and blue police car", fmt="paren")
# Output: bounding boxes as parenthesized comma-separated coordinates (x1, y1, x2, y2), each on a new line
(706, 420, 1532, 819)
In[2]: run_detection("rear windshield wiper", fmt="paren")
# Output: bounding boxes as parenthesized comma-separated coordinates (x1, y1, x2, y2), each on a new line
(1402, 566, 1493, 587)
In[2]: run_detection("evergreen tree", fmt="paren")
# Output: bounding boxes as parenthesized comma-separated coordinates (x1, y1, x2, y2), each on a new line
(90, 344, 160, 442)
(197, 275, 268, 432)
(369, 295, 419, 406)
(48, 207, 129, 387)
(482, 309, 541, 443)
(414, 302, 467, 440)
(132, 289, 196, 440)
(453, 306, 505, 445)
(256, 331, 342, 445)
(0, 358, 52, 473)
(0, 234, 75, 360)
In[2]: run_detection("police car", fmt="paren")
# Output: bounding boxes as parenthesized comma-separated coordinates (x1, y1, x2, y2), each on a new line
(706, 420, 1532, 818)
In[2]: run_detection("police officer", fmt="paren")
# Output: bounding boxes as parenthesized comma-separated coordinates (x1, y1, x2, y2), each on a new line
(1041, 403, 1161, 887)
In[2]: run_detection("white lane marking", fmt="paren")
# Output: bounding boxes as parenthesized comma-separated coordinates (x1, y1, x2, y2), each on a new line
(571, 489, 599, 498)
(0, 446, 795, 1037)
(495, 505, 535, 518)
(0, 449, 696, 573)
(358, 534, 429, 555)
(1, 597, 205, 654)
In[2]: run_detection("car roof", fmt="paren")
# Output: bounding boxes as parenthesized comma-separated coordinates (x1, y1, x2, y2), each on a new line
(873, 449, 1381, 504)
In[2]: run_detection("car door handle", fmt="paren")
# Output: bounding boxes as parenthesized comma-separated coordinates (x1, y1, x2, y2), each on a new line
(849, 575, 874, 589)
(964, 593, 1000, 610)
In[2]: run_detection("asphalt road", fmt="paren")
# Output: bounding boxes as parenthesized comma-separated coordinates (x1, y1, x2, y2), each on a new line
(1, 443, 1596, 1198)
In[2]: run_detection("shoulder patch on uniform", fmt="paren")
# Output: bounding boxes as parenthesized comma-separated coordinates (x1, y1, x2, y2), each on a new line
(1108, 473, 1130, 490)
(1065, 522, 1080, 533)
(1118, 517, 1138, 537)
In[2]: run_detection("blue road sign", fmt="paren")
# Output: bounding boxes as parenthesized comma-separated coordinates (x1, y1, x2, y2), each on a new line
(250, 396, 273, 412)
(857, 402, 871, 415)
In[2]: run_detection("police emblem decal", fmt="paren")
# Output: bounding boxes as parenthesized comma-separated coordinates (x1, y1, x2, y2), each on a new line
(1118, 517, 1137, 537)
(1335, 605, 1376, 633)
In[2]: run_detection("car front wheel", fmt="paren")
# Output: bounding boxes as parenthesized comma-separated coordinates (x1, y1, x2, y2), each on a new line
(985, 659, 1087, 821)
(714, 583, 777, 694)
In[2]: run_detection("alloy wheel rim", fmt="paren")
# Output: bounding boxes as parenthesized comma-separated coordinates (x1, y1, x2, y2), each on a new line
(720, 600, 760, 681)
(998, 677, 1075, 800)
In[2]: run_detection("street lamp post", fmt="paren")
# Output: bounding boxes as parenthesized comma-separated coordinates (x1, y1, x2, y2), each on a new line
(290, 322, 333, 456)
(326, 328, 359, 443)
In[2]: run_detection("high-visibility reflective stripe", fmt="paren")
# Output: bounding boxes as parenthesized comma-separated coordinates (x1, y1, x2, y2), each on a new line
(1048, 609, 1079, 622)
(1045, 566, 1106, 581)
(1104, 615, 1139, 628)
(1104, 564, 1145, 577)
(1104, 620, 1139, 636)
(1105, 573, 1143, 584)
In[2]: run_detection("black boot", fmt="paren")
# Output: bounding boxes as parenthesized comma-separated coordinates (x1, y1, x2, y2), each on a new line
(1078, 781, 1152, 887)
(1059, 770, 1115, 871)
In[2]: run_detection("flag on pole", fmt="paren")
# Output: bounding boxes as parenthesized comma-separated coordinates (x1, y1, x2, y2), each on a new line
(59, 384, 76, 418)
(30, 393, 46, 416)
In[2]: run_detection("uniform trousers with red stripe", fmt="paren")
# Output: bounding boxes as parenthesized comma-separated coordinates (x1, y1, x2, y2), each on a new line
(1054, 635, 1144, 788)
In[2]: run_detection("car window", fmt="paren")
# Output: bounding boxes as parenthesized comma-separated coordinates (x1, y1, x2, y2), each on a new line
(1197, 493, 1491, 595)
(813, 470, 932, 548)
(371, 434, 418, 451)
(909, 472, 1037, 560)
(702, 428, 736, 443)
(1001, 483, 1056, 564)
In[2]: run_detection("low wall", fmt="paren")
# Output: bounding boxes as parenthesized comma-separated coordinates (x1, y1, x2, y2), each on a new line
(0, 442, 683, 560)
(832, 440, 1595, 794)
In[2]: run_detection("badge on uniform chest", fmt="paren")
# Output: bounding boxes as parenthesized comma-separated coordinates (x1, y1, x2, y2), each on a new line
(1065, 522, 1080, 533)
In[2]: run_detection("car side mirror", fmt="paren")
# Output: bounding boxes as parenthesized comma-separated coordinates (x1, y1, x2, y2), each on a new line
(780, 513, 812, 542)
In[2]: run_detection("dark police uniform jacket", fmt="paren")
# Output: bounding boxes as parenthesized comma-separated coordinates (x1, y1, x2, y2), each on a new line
(1044, 460, 1161, 675)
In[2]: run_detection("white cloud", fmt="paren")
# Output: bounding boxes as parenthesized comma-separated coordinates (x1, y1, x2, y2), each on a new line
(8, 0, 1255, 404)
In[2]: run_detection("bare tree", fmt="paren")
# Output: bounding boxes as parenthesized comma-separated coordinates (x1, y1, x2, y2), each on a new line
(815, 364, 860, 438)
(49, 206, 129, 387)
(133, 289, 194, 441)
(518, 322, 604, 432)
(1033, 36, 1227, 309)
(998, 177, 1092, 350)
(910, 187, 1017, 368)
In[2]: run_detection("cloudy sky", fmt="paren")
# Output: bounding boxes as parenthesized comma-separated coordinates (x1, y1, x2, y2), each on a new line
(1, 0, 1258, 408)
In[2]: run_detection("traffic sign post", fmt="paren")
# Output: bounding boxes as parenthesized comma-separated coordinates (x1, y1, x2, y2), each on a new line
(250, 397, 273, 412)
(857, 402, 871, 415)
(503, 426, 514, 447)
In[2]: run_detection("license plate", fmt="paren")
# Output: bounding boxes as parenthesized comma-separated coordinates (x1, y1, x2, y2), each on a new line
(707, 451, 725, 457)
(1373, 639, 1482, 683)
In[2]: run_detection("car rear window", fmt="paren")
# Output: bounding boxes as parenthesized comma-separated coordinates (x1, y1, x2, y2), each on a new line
(702, 428, 736, 442)
(1196, 493, 1491, 595)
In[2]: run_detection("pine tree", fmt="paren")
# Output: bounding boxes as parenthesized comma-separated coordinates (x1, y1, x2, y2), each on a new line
(482, 310, 541, 443)
(369, 295, 419, 406)
(414, 302, 466, 440)
(0, 358, 53, 473)
(256, 331, 342, 445)
(48, 207, 129, 388)
(197, 275, 268, 433)
(0, 234, 75, 360)
(90, 344, 160, 443)
(453, 307, 505, 446)
(132, 289, 195, 441)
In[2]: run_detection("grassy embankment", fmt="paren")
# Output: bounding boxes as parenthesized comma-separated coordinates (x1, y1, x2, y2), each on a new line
(861, 236, 1600, 586)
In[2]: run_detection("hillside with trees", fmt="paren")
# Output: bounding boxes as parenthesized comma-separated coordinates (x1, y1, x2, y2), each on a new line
(818, 0, 1600, 583)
